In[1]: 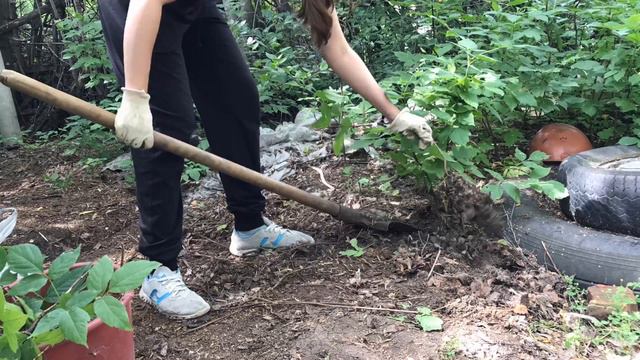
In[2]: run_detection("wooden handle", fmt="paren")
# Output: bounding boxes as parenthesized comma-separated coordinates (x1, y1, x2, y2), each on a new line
(0, 69, 342, 217)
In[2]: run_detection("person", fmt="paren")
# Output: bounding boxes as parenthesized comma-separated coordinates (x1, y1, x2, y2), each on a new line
(98, 0, 433, 319)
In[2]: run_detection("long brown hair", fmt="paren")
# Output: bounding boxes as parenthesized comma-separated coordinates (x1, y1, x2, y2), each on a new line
(299, 0, 335, 48)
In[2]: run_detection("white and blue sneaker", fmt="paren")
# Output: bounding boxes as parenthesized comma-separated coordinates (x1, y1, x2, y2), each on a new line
(139, 266, 210, 319)
(229, 218, 315, 257)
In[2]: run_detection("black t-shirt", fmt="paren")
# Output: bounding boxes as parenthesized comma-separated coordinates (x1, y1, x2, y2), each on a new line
(165, 0, 218, 23)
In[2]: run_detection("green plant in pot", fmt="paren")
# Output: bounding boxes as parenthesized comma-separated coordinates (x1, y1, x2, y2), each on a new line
(0, 244, 159, 359)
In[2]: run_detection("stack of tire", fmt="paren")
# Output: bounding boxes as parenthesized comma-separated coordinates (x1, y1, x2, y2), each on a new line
(505, 145, 640, 288)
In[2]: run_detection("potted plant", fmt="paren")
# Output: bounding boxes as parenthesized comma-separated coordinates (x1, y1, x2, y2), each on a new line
(0, 243, 159, 359)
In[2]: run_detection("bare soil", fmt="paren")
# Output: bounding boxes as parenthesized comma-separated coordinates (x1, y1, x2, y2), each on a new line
(0, 145, 583, 360)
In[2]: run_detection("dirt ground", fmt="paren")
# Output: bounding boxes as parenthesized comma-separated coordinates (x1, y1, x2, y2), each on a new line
(1, 145, 587, 359)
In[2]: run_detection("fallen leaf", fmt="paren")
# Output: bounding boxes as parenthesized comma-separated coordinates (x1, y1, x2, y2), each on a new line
(513, 304, 528, 315)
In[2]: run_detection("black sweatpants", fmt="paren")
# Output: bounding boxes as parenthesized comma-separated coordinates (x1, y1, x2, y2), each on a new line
(99, 0, 266, 268)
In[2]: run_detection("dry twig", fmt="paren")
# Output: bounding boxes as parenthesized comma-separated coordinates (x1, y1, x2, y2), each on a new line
(426, 249, 441, 280)
(184, 309, 245, 334)
(540, 241, 561, 274)
(255, 298, 420, 315)
(310, 166, 335, 191)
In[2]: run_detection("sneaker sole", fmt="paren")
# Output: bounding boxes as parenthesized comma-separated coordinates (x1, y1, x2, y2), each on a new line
(229, 247, 261, 257)
(139, 291, 211, 320)
(229, 241, 315, 257)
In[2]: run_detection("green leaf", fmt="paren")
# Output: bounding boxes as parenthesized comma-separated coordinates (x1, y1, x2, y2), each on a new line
(45, 265, 91, 303)
(0, 337, 19, 359)
(619, 137, 640, 146)
(67, 290, 98, 309)
(87, 256, 113, 294)
(94, 295, 132, 331)
(0, 303, 28, 352)
(515, 148, 527, 161)
(484, 168, 504, 181)
(7, 244, 44, 275)
(435, 44, 453, 56)
(415, 307, 443, 332)
(458, 38, 478, 51)
(8, 274, 47, 296)
(187, 169, 199, 181)
(49, 247, 81, 281)
(529, 164, 551, 179)
(0, 247, 7, 270)
(428, 145, 455, 162)
(0, 269, 17, 286)
(449, 161, 465, 174)
(615, 98, 635, 113)
(532, 180, 569, 200)
(19, 337, 38, 360)
(109, 260, 160, 293)
(459, 91, 479, 108)
(32, 329, 65, 346)
(450, 128, 471, 145)
(312, 104, 333, 129)
(572, 60, 604, 72)
(20, 297, 43, 320)
(528, 151, 549, 162)
(333, 129, 346, 155)
(582, 103, 597, 117)
(32, 308, 65, 337)
(0, 287, 4, 319)
(58, 307, 90, 346)
(501, 182, 521, 204)
(597, 128, 615, 141)
(339, 239, 365, 258)
(513, 91, 537, 107)
(457, 112, 474, 126)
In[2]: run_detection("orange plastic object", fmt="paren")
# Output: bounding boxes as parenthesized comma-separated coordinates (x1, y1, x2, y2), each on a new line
(529, 123, 592, 162)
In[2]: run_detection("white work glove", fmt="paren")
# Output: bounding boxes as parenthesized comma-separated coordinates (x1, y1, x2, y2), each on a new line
(114, 88, 154, 149)
(389, 108, 435, 149)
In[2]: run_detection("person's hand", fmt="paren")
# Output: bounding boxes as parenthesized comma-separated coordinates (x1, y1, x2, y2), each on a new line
(389, 108, 434, 149)
(114, 88, 154, 149)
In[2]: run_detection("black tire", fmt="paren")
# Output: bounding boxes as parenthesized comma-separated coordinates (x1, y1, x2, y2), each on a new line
(504, 194, 640, 287)
(558, 145, 640, 237)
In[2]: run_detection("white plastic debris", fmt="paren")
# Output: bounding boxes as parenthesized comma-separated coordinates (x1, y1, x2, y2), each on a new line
(0, 208, 17, 243)
(102, 108, 330, 201)
(188, 108, 328, 201)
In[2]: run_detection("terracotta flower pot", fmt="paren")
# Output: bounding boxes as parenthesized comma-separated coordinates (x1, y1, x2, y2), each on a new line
(42, 262, 135, 360)
(529, 123, 593, 163)
(43, 292, 135, 360)
(5, 262, 136, 360)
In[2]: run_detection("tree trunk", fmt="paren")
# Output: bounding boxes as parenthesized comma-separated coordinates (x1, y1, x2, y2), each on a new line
(276, 0, 291, 13)
(0, 50, 21, 144)
(243, 0, 262, 28)
(0, 0, 15, 67)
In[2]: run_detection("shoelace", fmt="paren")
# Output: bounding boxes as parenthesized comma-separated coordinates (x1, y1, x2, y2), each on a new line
(157, 273, 189, 296)
(264, 222, 293, 236)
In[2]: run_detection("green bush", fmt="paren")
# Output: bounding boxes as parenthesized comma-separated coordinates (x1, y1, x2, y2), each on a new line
(309, 0, 640, 202)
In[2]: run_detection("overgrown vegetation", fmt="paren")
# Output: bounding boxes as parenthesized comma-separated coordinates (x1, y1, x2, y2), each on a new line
(5, 0, 638, 199)
(314, 0, 639, 202)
